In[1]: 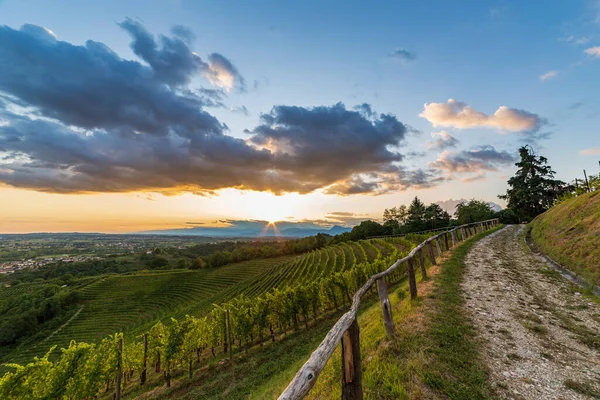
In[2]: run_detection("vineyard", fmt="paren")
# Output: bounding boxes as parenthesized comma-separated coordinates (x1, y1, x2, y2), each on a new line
(0, 235, 430, 399)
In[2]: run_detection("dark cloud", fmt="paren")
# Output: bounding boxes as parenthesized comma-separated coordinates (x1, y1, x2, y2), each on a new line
(427, 131, 460, 150)
(429, 145, 515, 177)
(171, 25, 196, 43)
(0, 23, 444, 196)
(388, 48, 417, 62)
(205, 53, 247, 92)
(119, 18, 207, 86)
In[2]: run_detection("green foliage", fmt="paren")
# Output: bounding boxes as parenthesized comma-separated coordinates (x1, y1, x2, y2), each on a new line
(0, 284, 82, 346)
(0, 237, 432, 399)
(499, 146, 566, 222)
(455, 199, 495, 225)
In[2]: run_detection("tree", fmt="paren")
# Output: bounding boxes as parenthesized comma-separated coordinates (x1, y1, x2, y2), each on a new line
(190, 257, 206, 270)
(349, 220, 387, 240)
(424, 203, 450, 229)
(406, 197, 427, 231)
(383, 205, 408, 224)
(455, 199, 494, 224)
(499, 146, 565, 222)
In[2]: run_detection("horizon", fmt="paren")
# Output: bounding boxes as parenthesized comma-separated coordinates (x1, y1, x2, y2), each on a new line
(1, 0, 600, 234)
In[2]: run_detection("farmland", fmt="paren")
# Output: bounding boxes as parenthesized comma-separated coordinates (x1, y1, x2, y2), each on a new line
(0, 235, 422, 378)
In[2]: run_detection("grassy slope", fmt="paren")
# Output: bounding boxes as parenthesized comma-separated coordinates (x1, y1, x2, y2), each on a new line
(139, 227, 500, 400)
(530, 191, 600, 286)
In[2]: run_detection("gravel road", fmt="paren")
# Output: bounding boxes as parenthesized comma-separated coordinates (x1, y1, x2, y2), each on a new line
(462, 225, 600, 399)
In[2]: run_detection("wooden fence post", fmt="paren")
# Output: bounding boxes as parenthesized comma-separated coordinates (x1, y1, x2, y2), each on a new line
(451, 230, 456, 247)
(428, 242, 436, 265)
(406, 258, 417, 299)
(341, 319, 362, 400)
(140, 333, 147, 385)
(115, 336, 123, 400)
(226, 309, 233, 361)
(435, 238, 442, 256)
(443, 232, 449, 250)
(376, 278, 394, 338)
(418, 248, 427, 279)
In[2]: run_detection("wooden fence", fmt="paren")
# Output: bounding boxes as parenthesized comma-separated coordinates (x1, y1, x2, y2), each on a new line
(278, 218, 500, 400)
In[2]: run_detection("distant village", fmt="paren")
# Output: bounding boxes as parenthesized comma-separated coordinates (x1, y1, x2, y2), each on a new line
(0, 255, 105, 274)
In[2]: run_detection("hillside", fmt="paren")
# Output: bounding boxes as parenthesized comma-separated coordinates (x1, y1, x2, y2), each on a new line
(530, 191, 600, 286)
(0, 237, 415, 374)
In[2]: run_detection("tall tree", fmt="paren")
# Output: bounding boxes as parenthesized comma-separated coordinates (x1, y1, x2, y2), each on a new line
(455, 199, 494, 224)
(407, 197, 427, 231)
(499, 146, 565, 222)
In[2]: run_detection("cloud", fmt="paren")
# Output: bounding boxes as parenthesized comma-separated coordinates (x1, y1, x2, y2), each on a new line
(387, 48, 416, 62)
(118, 18, 245, 91)
(584, 46, 600, 58)
(580, 147, 600, 155)
(427, 130, 459, 150)
(539, 70, 559, 81)
(230, 105, 249, 116)
(204, 53, 246, 92)
(324, 212, 371, 226)
(561, 35, 591, 45)
(0, 23, 446, 196)
(419, 99, 546, 132)
(429, 145, 515, 176)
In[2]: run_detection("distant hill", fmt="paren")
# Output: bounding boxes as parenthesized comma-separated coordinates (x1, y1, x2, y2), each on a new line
(530, 191, 600, 286)
(139, 221, 351, 238)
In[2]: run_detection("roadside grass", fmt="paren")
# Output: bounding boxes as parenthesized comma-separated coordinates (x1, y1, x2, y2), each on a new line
(530, 190, 600, 286)
(307, 225, 503, 400)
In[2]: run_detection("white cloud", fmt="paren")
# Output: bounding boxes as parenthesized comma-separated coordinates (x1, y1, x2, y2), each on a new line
(584, 46, 600, 58)
(539, 70, 559, 81)
(419, 99, 545, 132)
(580, 147, 600, 155)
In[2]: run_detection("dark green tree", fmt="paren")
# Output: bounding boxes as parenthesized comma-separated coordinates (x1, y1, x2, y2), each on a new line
(424, 203, 451, 229)
(406, 197, 427, 231)
(499, 146, 565, 222)
(455, 199, 495, 224)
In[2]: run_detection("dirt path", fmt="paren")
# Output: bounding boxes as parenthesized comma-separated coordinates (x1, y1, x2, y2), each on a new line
(462, 225, 600, 399)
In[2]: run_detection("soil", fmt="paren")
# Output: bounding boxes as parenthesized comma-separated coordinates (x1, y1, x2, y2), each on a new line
(462, 225, 600, 399)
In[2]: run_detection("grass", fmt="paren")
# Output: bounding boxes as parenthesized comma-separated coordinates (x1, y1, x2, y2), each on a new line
(303, 225, 503, 400)
(530, 190, 600, 286)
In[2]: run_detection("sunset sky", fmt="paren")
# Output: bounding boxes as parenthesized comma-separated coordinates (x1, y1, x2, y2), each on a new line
(1, 0, 600, 233)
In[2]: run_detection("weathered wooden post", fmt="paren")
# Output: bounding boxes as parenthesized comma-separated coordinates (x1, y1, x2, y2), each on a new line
(116, 336, 123, 400)
(141, 333, 148, 385)
(435, 238, 442, 256)
(451, 230, 456, 247)
(407, 257, 417, 299)
(418, 248, 427, 279)
(226, 309, 233, 361)
(428, 242, 436, 265)
(341, 319, 362, 400)
(443, 232, 449, 250)
(376, 278, 394, 338)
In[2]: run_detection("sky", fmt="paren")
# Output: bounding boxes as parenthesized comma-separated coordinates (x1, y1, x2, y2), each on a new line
(1, 0, 599, 233)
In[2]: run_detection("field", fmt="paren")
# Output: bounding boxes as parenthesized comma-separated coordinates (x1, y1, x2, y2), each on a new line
(530, 190, 600, 286)
(0, 237, 417, 372)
